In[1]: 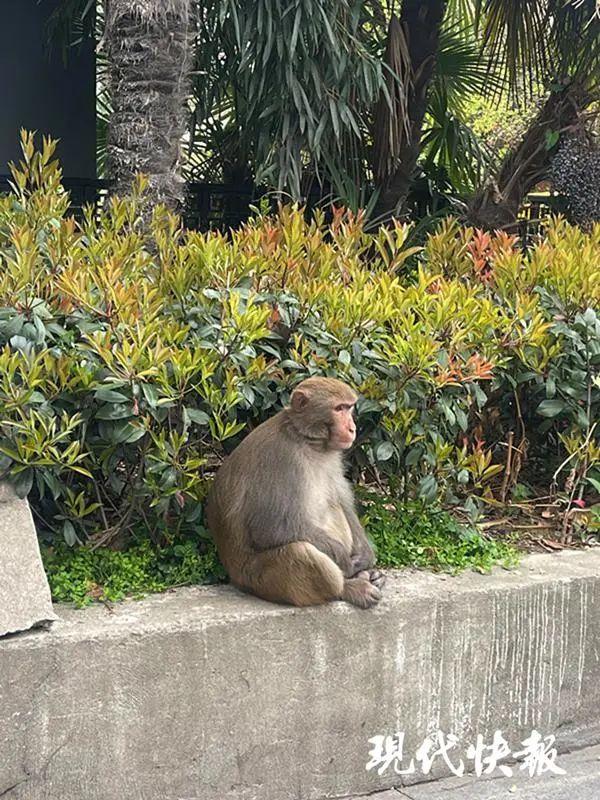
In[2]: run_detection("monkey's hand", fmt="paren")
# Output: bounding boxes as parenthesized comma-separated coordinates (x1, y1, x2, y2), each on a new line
(307, 528, 354, 576)
(350, 547, 376, 574)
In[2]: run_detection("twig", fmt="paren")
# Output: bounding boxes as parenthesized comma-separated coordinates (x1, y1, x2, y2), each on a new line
(93, 479, 109, 532)
(500, 430, 514, 503)
(552, 422, 597, 487)
(479, 518, 510, 529)
(511, 523, 555, 530)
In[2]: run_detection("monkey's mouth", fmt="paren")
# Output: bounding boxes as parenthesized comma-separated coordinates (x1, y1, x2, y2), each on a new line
(333, 435, 355, 449)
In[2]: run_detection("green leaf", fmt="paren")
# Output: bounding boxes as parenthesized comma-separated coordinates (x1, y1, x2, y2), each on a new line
(439, 401, 456, 426)
(544, 130, 560, 150)
(95, 387, 130, 403)
(142, 384, 159, 408)
(62, 520, 78, 546)
(95, 404, 134, 420)
(587, 476, 600, 494)
(455, 408, 468, 431)
(185, 408, 210, 426)
(376, 441, 395, 462)
(418, 475, 438, 503)
(14, 469, 34, 499)
(405, 447, 422, 467)
(457, 469, 469, 485)
(110, 421, 147, 444)
(9, 335, 30, 353)
(536, 399, 566, 418)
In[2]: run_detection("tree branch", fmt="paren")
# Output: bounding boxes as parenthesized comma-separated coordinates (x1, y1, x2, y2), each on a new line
(466, 81, 592, 229)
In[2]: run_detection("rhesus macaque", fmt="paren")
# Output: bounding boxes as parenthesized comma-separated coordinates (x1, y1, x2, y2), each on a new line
(206, 377, 385, 608)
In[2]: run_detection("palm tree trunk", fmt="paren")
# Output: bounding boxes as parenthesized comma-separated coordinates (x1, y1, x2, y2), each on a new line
(373, 0, 448, 219)
(466, 82, 590, 230)
(105, 0, 192, 210)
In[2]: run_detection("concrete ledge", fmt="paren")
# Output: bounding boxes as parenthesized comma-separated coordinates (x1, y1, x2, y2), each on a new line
(0, 483, 57, 637)
(1, 550, 600, 799)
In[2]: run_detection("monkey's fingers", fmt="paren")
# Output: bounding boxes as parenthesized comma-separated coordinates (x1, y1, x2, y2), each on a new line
(354, 568, 386, 588)
(368, 569, 386, 589)
(342, 577, 382, 609)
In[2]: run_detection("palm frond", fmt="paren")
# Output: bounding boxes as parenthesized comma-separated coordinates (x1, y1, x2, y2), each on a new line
(372, 14, 412, 184)
(206, 0, 387, 199)
(474, 0, 600, 98)
(549, 0, 600, 80)
(444, 0, 477, 34)
(421, 89, 494, 194)
(435, 23, 503, 107)
(475, 0, 550, 98)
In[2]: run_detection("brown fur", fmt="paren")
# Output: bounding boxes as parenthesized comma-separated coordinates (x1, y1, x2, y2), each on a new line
(206, 377, 384, 608)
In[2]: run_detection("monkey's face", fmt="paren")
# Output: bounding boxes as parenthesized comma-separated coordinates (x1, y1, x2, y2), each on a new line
(328, 402, 357, 450)
(290, 376, 359, 451)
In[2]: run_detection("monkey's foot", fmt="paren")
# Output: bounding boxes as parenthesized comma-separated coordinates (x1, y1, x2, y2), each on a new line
(342, 576, 382, 609)
(355, 569, 386, 589)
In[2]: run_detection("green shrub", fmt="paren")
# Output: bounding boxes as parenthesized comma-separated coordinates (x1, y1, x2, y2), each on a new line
(42, 536, 225, 606)
(361, 493, 518, 573)
(0, 132, 598, 548)
(42, 492, 517, 605)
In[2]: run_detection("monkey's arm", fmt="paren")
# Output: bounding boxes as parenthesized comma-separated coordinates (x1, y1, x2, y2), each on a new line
(245, 504, 354, 576)
(340, 498, 376, 571)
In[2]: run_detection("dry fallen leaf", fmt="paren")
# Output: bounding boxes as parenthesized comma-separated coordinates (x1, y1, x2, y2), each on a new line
(86, 581, 105, 599)
(540, 538, 564, 551)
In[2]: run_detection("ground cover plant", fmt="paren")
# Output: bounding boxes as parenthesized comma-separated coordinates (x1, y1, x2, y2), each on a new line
(42, 492, 517, 606)
(42, 536, 225, 606)
(1, 135, 599, 601)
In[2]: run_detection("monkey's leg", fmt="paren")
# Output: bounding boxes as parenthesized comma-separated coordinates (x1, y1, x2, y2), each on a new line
(241, 543, 382, 609)
(341, 505, 377, 575)
(244, 542, 345, 607)
(350, 551, 376, 573)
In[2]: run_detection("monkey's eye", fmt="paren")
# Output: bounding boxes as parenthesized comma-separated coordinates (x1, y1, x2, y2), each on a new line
(334, 403, 353, 412)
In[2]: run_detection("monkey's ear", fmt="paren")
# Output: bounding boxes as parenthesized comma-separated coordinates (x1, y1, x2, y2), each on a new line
(291, 388, 309, 412)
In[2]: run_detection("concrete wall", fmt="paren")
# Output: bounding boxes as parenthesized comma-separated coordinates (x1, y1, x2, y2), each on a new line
(0, 483, 56, 636)
(1, 550, 600, 800)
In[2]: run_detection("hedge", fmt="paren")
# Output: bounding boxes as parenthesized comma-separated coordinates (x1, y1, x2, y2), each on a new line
(0, 133, 598, 546)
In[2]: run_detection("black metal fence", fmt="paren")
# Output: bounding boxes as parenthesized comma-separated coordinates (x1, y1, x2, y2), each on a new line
(0, 175, 112, 220)
(0, 175, 565, 237)
(183, 182, 263, 231)
(0, 176, 262, 231)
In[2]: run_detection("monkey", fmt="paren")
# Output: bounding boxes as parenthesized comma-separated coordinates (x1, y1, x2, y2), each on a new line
(205, 376, 385, 609)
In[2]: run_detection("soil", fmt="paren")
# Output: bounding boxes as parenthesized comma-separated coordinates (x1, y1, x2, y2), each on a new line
(477, 497, 600, 555)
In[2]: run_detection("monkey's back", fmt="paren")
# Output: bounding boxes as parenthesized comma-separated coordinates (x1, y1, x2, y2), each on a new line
(205, 413, 295, 571)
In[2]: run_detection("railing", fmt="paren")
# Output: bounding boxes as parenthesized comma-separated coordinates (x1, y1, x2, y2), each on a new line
(0, 175, 111, 220)
(0, 176, 566, 236)
(0, 176, 272, 231)
(516, 192, 566, 242)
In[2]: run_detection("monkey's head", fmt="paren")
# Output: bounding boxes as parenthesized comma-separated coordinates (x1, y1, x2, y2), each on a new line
(289, 377, 358, 451)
